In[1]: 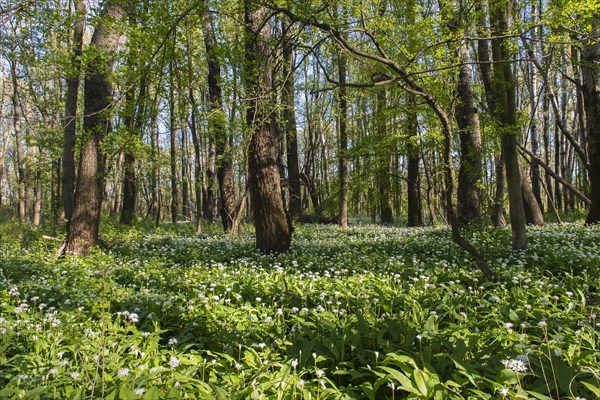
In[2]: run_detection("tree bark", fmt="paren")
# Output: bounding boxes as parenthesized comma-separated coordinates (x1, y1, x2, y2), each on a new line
(244, 1, 292, 253)
(203, 3, 236, 232)
(520, 165, 545, 226)
(169, 61, 179, 224)
(65, 0, 126, 255)
(455, 38, 483, 226)
(376, 89, 393, 224)
(62, 0, 85, 225)
(282, 16, 302, 222)
(10, 59, 26, 224)
(337, 26, 349, 228)
(407, 95, 423, 227)
(582, 18, 600, 224)
(490, 0, 528, 249)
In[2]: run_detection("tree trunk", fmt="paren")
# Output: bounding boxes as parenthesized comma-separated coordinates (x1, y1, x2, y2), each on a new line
(181, 125, 190, 219)
(62, 0, 86, 225)
(203, 4, 236, 232)
(150, 117, 160, 225)
(33, 169, 42, 226)
(491, 153, 507, 226)
(121, 67, 147, 225)
(185, 22, 203, 235)
(376, 90, 393, 224)
(282, 16, 302, 223)
(490, 0, 527, 250)
(520, 165, 545, 225)
(65, 0, 127, 255)
(244, 1, 291, 253)
(110, 151, 124, 215)
(169, 61, 179, 224)
(455, 38, 483, 226)
(407, 95, 423, 227)
(582, 18, 600, 224)
(10, 59, 26, 224)
(337, 29, 349, 228)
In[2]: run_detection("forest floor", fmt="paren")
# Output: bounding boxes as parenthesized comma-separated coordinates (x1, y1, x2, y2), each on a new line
(0, 220, 599, 399)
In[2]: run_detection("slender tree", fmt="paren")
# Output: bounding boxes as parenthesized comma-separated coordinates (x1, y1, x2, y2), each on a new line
(490, 0, 528, 249)
(337, 14, 349, 228)
(282, 16, 302, 222)
(62, 0, 86, 225)
(203, 2, 237, 232)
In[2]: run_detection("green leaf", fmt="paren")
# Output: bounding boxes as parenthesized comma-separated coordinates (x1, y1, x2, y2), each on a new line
(143, 387, 160, 400)
(495, 369, 519, 385)
(378, 366, 420, 395)
(581, 381, 600, 398)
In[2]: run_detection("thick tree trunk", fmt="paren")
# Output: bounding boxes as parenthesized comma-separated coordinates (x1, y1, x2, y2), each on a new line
(244, 1, 291, 253)
(491, 0, 527, 249)
(203, 4, 236, 232)
(282, 16, 302, 223)
(582, 18, 600, 224)
(65, 1, 126, 255)
(491, 153, 507, 226)
(62, 0, 85, 225)
(455, 39, 483, 226)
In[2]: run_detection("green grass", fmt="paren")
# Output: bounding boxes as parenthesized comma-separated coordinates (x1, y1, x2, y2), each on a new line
(0, 221, 599, 399)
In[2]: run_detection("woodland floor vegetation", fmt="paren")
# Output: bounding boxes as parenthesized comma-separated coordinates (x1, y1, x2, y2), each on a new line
(0, 220, 599, 399)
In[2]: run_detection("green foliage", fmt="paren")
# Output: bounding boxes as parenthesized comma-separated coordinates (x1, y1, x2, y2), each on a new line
(0, 222, 599, 398)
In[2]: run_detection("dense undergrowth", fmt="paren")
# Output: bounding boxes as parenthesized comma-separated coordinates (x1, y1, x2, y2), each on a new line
(0, 221, 599, 399)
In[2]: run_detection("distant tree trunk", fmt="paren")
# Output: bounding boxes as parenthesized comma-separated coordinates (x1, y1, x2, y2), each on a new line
(282, 16, 302, 222)
(203, 4, 236, 232)
(490, 0, 527, 249)
(244, 1, 291, 253)
(185, 22, 203, 235)
(554, 121, 563, 211)
(521, 165, 545, 225)
(0, 131, 10, 208)
(582, 17, 600, 224)
(169, 61, 179, 224)
(528, 1, 543, 211)
(203, 138, 217, 222)
(10, 59, 26, 224)
(542, 87, 554, 205)
(477, 0, 505, 226)
(65, 0, 127, 255)
(121, 70, 147, 225)
(490, 154, 507, 226)
(62, 0, 86, 225)
(181, 125, 190, 219)
(376, 90, 393, 224)
(33, 172, 42, 226)
(150, 117, 160, 225)
(455, 38, 483, 226)
(337, 30, 349, 228)
(110, 151, 124, 215)
(407, 95, 423, 227)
